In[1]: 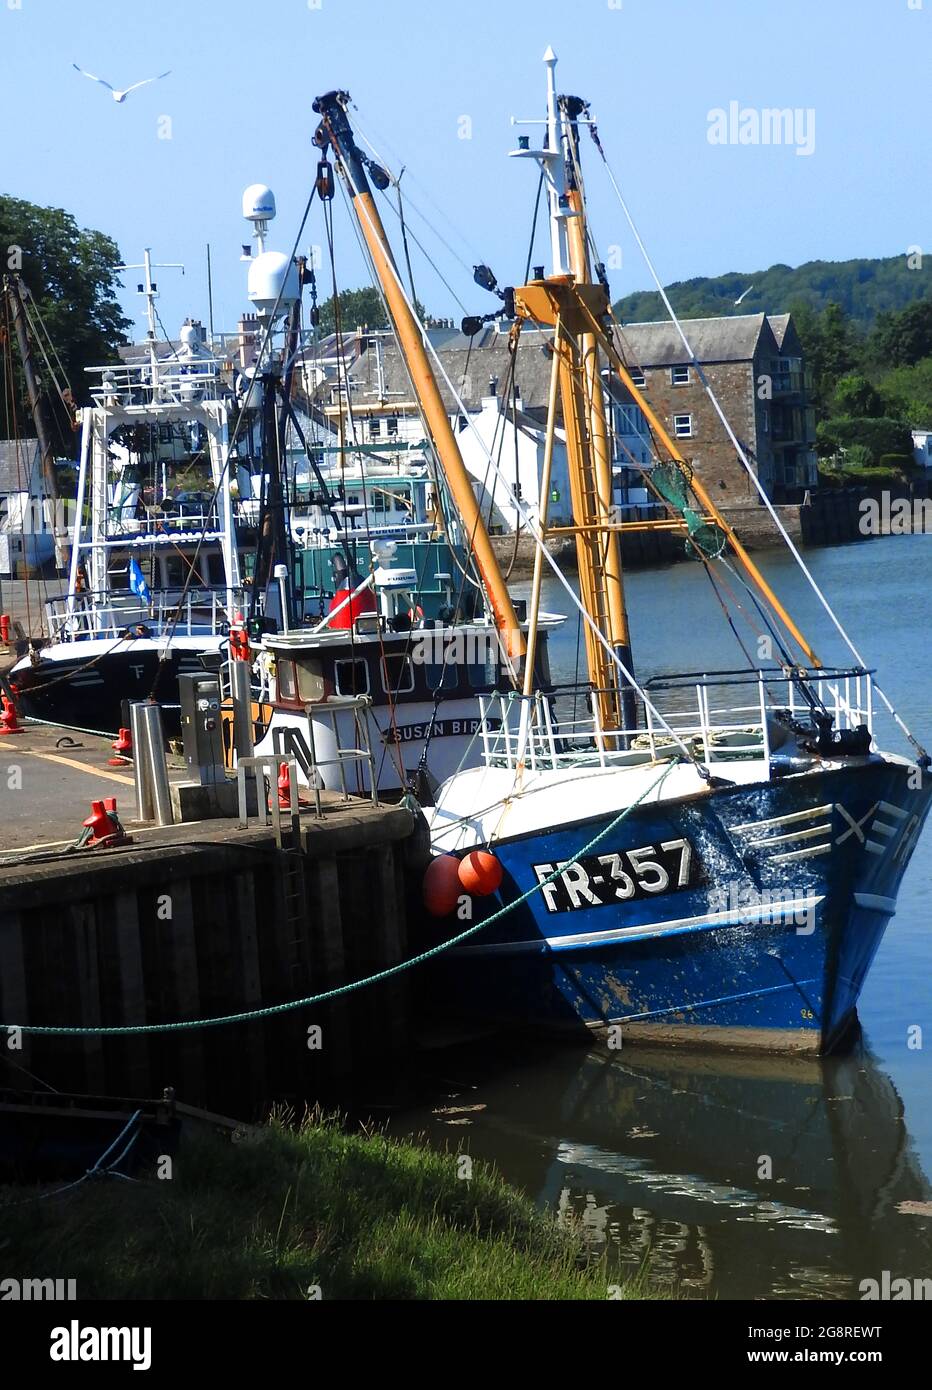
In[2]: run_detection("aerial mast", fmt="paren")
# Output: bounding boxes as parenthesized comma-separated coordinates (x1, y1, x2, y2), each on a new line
(511, 50, 636, 730)
(311, 90, 525, 665)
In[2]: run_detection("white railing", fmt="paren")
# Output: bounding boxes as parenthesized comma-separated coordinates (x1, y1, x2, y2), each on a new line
(478, 670, 876, 773)
(45, 587, 249, 642)
(86, 359, 222, 409)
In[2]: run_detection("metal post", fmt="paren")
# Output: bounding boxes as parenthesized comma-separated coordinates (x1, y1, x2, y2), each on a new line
(230, 658, 254, 762)
(139, 702, 173, 826)
(130, 700, 154, 822)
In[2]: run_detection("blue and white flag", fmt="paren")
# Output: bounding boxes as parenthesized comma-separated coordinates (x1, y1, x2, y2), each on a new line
(128, 557, 152, 606)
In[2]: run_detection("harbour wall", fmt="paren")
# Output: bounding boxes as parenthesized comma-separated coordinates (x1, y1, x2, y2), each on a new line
(0, 802, 425, 1119)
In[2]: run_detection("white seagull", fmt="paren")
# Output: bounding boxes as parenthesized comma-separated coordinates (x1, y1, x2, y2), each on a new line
(734, 284, 755, 306)
(72, 64, 171, 103)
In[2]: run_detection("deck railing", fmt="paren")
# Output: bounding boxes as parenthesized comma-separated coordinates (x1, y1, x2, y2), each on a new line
(478, 668, 876, 772)
(45, 587, 249, 642)
(86, 359, 223, 409)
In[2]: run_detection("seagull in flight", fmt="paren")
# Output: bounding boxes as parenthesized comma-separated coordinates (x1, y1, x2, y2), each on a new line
(72, 64, 171, 102)
(734, 284, 755, 306)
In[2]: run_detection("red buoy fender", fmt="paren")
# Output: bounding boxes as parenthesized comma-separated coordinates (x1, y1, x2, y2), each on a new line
(458, 850, 503, 897)
(422, 854, 463, 917)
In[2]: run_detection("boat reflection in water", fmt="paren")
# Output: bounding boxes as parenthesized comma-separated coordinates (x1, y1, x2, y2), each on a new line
(399, 1040, 932, 1299)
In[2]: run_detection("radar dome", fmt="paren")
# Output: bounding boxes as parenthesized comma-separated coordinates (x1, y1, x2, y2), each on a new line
(242, 184, 276, 222)
(247, 250, 300, 316)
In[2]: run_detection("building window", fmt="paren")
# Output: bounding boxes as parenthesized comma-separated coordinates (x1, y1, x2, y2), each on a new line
(670, 366, 690, 386)
(629, 369, 646, 389)
(673, 414, 693, 439)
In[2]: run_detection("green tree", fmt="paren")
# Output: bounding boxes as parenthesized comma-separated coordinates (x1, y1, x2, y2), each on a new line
(812, 303, 864, 402)
(1, 195, 130, 444)
(818, 414, 912, 465)
(316, 286, 388, 337)
(831, 373, 884, 418)
(868, 299, 932, 369)
(877, 359, 932, 426)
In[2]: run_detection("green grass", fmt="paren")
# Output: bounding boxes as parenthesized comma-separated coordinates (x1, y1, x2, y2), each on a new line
(0, 1113, 663, 1300)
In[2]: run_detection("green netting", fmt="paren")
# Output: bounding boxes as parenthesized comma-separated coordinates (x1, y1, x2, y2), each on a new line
(651, 463, 690, 510)
(652, 464, 728, 559)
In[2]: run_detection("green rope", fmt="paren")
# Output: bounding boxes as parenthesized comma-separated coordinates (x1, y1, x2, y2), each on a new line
(6, 761, 678, 1037)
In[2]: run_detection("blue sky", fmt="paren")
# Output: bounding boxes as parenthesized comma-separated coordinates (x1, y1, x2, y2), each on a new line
(2, 0, 929, 342)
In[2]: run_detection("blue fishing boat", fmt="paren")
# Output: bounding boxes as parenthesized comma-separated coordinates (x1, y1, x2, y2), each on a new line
(313, 62, 931, 1053)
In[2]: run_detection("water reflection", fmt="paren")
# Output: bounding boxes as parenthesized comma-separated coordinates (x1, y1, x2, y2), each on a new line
(396, 1039, 932, 1299)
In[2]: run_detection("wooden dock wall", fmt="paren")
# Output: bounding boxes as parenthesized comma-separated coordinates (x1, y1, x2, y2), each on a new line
(0, 804, 422, 1119)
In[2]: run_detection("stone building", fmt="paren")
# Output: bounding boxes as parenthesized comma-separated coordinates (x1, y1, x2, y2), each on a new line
(615, 312, 818, 504)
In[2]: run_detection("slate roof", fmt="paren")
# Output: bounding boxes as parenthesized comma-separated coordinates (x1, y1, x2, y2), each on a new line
(0, 438, 40, 495)
(614, 313, 776, 367)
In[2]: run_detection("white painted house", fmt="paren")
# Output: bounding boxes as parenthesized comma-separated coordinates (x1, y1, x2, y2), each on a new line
(451, 384, 572, 532)
(0, 438, 57, 577)
(912, 429, 932, 470)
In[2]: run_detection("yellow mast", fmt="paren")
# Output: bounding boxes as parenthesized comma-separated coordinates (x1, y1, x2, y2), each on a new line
(509, 52, 637, 731)
(510, 52, 820, 675)
(312, 91, 525, 665)
(561, 93, 635, 730)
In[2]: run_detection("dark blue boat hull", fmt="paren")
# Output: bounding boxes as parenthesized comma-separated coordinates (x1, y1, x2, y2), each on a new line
(426, 758, 931, 1053)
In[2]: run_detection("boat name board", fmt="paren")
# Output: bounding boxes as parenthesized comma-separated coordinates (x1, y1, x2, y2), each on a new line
(383, 717, 502, 744)
(532, 838, 702, 914)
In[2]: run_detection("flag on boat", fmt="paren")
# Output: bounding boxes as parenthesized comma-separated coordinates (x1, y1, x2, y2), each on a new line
(128, 557, 152, 605)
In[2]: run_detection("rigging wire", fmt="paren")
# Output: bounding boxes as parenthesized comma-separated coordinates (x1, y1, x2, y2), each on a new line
(589, 131, 928, 760)
(147, 183, 319, 694)
(332, 151, 708, 772)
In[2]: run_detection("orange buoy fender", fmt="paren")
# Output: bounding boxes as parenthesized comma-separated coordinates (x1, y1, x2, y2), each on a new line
(458, 850, 503, 897)
(423, 854, 463, 917)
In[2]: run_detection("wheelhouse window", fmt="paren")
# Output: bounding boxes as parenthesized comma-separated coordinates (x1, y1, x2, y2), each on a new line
(334, 658, 369, 697)
(670, 365, 690, 386)
(277, 659, 297, 701)
(673, 414, 693, 439)
(380, 652, 415, 696)
(296, 660, 326, 702)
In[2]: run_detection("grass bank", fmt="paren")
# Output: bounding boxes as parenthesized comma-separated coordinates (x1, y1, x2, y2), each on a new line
(0, 1114, 661, 1300)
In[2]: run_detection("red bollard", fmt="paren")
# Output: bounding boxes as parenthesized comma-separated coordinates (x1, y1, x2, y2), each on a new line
(81, 797, 130, 848)
(108, 726, 133, 766)
(277, 761, 293, 810)
(0, 695, 23, 736)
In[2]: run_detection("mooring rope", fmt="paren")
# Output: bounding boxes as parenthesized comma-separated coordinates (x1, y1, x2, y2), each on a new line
(3, 761, 678, 1037)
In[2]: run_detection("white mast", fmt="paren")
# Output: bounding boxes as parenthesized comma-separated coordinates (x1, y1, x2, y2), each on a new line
(509, 46, 569, 277)
(116, 250, 184, 387)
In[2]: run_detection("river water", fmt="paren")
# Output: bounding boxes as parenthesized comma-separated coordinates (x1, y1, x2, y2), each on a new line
(391, 535, 932, 1300)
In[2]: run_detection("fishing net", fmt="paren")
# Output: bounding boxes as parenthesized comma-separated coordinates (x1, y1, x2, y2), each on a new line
(651, 463, 728, 560)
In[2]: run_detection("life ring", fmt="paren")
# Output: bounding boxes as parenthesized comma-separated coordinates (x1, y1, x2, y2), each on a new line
(408, 604, 425, 623)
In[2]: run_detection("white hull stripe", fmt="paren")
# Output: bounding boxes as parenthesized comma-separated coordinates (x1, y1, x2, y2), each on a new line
(730, 804, 834, 835)
(853, 893, 897, 914)
(770, 843, 833, 864)
(746, 822, 831, 849)
(451, 896, 825, 957)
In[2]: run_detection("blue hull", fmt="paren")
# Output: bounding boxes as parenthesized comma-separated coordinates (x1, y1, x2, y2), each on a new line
(427, 759, 931, 1053)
